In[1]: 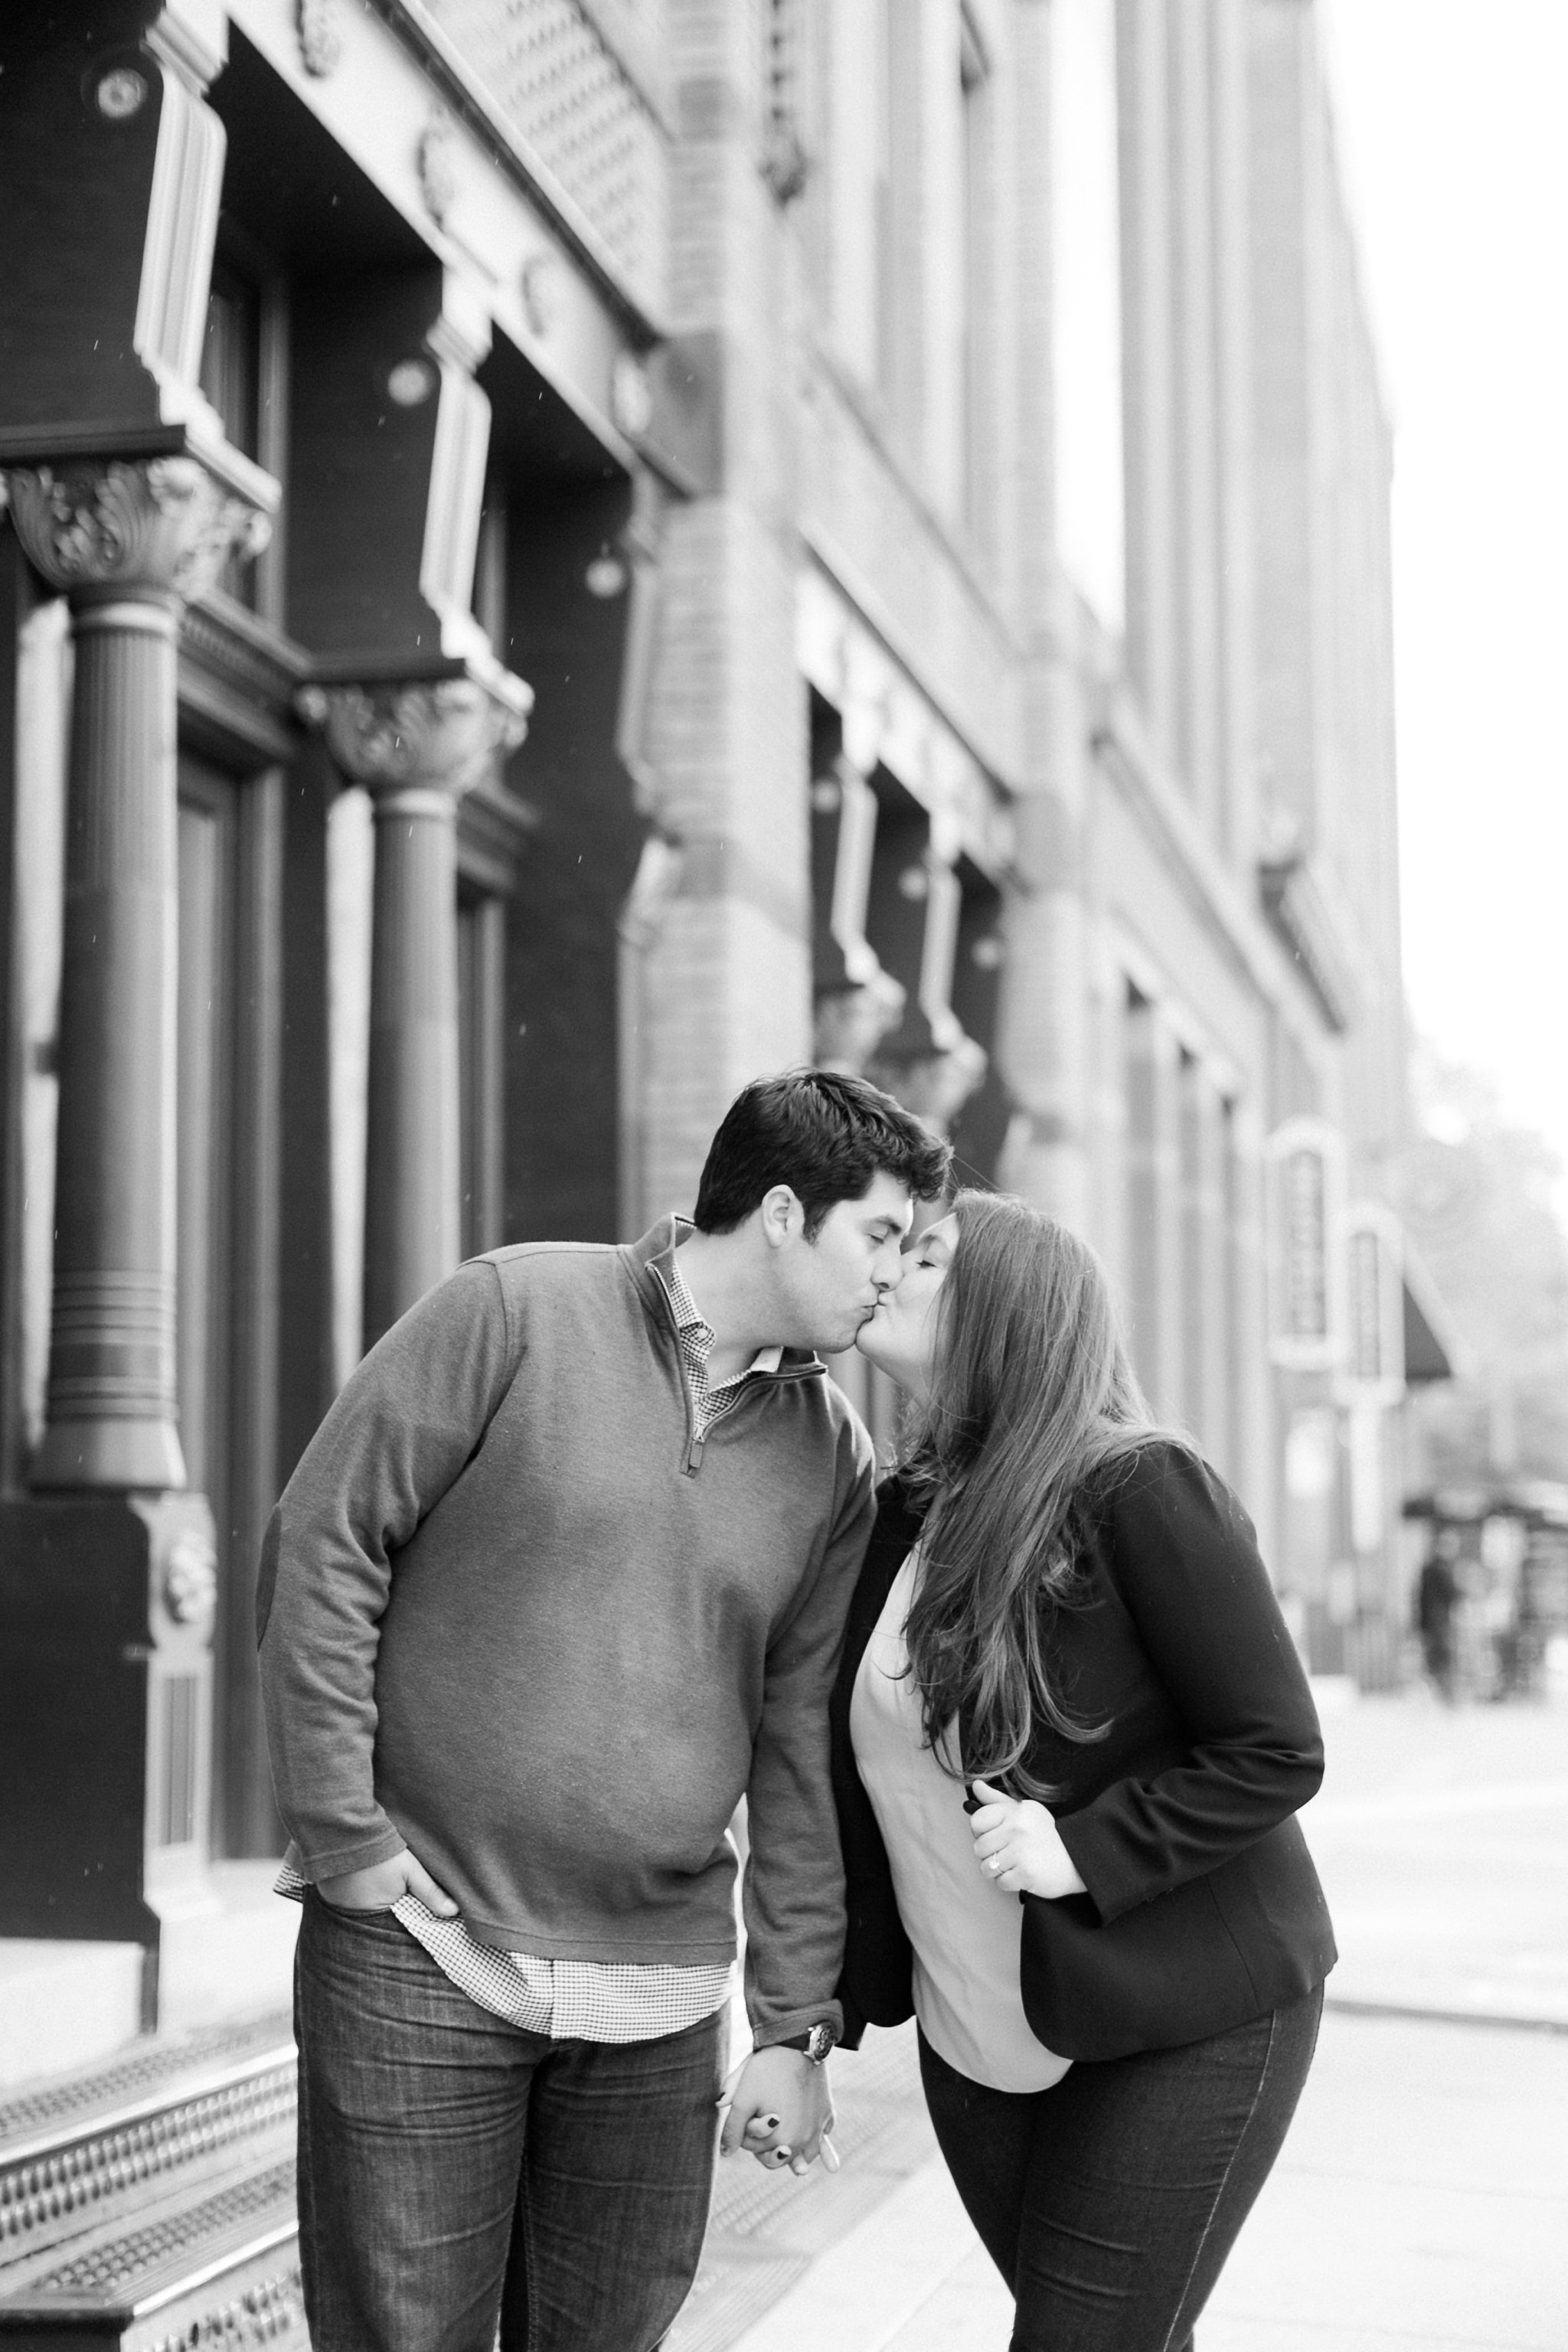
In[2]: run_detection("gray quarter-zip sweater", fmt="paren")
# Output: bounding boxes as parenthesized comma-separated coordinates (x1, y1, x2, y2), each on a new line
(256, 1219, 877, 2043)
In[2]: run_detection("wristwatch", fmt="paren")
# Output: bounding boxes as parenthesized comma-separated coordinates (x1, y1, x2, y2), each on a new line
(776, 2020, 838, 2064)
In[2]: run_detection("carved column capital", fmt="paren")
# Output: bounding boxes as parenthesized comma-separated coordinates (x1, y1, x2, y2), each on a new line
(299, 671, 532, 803)
(5, 456, 271, 606)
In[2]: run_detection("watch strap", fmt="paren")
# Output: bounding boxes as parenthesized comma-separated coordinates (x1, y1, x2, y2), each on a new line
(776, 2020, 838, 2063)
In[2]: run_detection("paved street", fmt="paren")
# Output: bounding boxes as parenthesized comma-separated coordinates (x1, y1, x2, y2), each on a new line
(672, 1687, 1568, 2352)
(1301, 1678, 1568, 2025)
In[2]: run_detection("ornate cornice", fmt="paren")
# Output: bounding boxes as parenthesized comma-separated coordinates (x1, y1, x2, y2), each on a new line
(298, 673, 531, 799)
(5, 457, 271, 604)
(1257, 851, 1361, 1035)
(180, 591, 310, 719)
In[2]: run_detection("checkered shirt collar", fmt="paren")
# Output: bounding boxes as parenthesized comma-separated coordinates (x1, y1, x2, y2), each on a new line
(657, 1229, 785, 1383)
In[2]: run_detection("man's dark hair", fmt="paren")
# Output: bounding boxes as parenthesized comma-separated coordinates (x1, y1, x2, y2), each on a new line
(693, 1070, 951, 1239)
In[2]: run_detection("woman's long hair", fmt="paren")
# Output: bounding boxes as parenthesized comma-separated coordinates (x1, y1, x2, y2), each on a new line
(900, 1189, 1183, 1797)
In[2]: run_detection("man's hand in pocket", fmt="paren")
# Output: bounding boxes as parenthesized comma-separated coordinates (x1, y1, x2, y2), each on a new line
(317, 1849, 458, 1914)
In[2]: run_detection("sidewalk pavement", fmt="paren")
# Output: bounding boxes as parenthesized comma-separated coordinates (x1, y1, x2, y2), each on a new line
(1299, 1681, 1568, 2027)
(671, 1690, 1568, 2352)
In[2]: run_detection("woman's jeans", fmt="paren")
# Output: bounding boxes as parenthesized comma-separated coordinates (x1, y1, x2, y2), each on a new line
(918, 1984, 1323, 2352)
(294, 1893, 727, 2352)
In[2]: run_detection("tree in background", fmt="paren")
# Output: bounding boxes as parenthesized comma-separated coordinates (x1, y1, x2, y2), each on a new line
(1400, 1053, 1568, 1486)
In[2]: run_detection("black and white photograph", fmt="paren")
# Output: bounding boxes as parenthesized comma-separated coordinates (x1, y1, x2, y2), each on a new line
(0, 3, 1563, 2348)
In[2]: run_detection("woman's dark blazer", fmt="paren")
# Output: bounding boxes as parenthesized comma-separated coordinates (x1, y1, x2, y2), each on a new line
(830, 1441, 1337, 2063)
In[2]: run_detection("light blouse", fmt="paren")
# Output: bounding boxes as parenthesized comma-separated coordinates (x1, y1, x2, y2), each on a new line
(850, 1551, 1072, 2094)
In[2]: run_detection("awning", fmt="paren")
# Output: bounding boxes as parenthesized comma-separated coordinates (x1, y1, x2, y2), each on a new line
(1402, 1273, 1455, 1384)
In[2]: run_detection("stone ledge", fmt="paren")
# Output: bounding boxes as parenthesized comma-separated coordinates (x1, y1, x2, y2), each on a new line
(0, 1945, 142, 2095)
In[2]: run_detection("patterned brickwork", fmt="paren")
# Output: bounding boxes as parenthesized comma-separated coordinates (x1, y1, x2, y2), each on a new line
(425, 0, 668, 312)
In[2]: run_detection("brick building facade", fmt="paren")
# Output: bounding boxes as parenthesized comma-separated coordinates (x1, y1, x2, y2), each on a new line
(0, 0, 1426, 2157)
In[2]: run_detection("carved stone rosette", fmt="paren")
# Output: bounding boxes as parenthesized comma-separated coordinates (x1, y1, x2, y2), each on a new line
(298, 674, 531, 802)
(297, 0, 343, 77)
(5, 456, 270, 604)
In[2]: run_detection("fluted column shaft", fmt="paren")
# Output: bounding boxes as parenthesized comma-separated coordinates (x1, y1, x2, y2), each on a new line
(302, 672, 529, 1351)
(5, 456, 270, 1488)
(41, 589, 185, 1485)
(365, 783, 462, 1344)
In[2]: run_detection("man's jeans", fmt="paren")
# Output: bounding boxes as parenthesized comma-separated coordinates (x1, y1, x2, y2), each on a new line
(294, 1892, 727, 2352)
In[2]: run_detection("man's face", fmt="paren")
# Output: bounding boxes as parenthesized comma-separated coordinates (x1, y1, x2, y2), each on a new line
(773, 1171, 915, 1354)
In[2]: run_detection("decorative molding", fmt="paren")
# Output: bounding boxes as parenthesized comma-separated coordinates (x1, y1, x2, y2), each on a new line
(361, 0, 668, 338)
(0, 2018, 292, 2157)
(610, 352, 654, 442)
(420, 367, 492, 654)
(761, 0, 810, 203)
(1256, 851, 1361, 1034)
(616, 831, 684, 956)
(142, 2259, 307, 2352)
(0, 2063, 294, 2252)
(163, 1525, 219, 1628)
(134, 58, 227, 417)
(181, 590, 310, 707)
(178, 591, 311, 763)
(44, 1269, 177, 1430)
(796, 561, 1015, 880)
(297, 0, 343, 77)
(26, 2161, 295, 2298)
(5, 459, 270, 604)
(459, 773, 539, 897)
(520, 250, 560, 336)
(869, 1037, 988, 1135)
(1264, 1116, 1350, 1371)
(418, 107, 459, 226)
(144, 3, 230, 91)
(813, 971, 907, 1078)
(299, 674, 530, 799)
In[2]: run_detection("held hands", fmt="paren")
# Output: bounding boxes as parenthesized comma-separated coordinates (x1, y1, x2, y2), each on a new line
(717, 2045, 838, 2178)
(316, 1846, 458, 1915)
(968, 1780, 1089, 1901)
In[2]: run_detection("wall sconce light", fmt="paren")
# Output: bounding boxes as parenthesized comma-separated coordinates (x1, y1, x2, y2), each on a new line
(585, 549, 629, 598)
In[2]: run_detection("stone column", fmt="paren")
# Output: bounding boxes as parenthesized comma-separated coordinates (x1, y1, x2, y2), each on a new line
(302, 675, 528, 1346)
(5, 456, 269, 1489)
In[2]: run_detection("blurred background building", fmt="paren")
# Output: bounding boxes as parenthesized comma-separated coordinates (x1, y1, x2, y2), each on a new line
(0, 0, 1456, 2314)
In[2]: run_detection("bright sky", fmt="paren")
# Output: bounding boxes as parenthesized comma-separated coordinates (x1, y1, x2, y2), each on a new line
(1318, 1, 1568, 1157)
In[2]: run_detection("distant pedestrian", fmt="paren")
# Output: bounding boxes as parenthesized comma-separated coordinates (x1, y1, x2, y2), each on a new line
(1416, 1537, 1462, 1703)
(833, 1191, 1335, 2352)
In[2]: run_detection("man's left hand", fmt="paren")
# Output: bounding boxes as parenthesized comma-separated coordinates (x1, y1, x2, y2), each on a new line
(718, 2045, 835, 2177)
(969, 1779, 1089, 1900)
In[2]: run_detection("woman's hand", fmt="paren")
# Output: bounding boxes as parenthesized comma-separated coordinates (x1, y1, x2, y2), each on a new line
(969, 1780, 1089, 1900)
(717, 2048, 838, 2177)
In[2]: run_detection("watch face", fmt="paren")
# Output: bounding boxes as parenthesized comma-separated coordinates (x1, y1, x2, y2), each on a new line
(805, 2023, 834, 2063)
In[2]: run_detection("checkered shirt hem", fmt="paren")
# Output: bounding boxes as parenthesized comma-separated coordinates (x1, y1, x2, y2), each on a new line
(276, 1867, 732, 2041)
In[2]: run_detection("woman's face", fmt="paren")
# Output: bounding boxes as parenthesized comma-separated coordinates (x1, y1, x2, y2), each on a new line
(854, 1211, 957, 1399)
